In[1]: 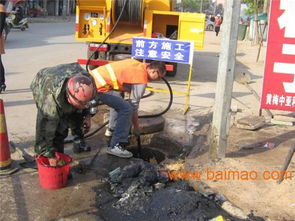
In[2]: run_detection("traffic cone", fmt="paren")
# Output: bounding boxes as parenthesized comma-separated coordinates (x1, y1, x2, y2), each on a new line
(0, 99, 18, 175)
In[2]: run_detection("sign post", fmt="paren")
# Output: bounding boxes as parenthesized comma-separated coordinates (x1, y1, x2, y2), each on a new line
(261, 0, 295, 112)
(132, 37, 194, 113)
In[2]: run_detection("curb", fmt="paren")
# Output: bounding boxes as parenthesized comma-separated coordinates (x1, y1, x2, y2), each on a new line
(28, 16, 75, 23)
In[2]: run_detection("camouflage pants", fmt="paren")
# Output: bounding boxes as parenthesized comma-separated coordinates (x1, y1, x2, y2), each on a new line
(34, 109, 84, 157)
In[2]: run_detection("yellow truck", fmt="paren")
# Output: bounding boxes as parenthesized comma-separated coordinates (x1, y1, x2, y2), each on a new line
(75, 0, 205, 76)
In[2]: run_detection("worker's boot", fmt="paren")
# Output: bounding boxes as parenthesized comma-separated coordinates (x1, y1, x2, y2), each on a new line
(73, 139, 91, 154)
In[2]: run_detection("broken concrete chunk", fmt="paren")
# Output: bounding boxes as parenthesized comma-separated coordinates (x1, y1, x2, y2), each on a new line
(109, 167, 122, 182)
(273, 115, 295, 122)
(236, 115, 266, 130)
(271, 119, 294, 126)
(154, 182, 165, 189)
(221, 201, 248, 219)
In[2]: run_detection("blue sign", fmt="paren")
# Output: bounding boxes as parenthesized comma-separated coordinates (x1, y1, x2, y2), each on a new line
(132, 37, 194, 64)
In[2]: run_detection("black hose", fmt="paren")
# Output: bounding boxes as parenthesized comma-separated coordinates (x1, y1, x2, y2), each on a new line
(84, 121, 108, 139)
(64, 121, 109, 144)
(139, 77, 173, 118)
(141, 89, 154, 99)
(86, 0, 127, 72)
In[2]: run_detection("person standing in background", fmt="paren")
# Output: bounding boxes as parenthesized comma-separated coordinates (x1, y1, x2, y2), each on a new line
(214, 14, 223, 37)
(0, 0, 6, 93)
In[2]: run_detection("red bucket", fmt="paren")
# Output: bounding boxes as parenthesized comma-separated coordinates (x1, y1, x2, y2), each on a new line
(36, 152, 72, 190)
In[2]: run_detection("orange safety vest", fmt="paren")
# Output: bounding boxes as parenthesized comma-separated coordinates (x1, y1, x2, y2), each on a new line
(90, 59, 148, 93)
(215, 17, 222, 26)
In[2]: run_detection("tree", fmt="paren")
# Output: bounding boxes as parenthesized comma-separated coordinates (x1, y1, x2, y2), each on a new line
(263, 0, 270, 13)
(242, 0, 270, 45)
(242, 0, 265, 15)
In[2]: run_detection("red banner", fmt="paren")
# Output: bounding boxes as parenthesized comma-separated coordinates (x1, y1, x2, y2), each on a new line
(261, 0, 295, 111)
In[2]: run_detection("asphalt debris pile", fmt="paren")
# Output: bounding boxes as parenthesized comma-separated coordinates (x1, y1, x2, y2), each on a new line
(94, 160, 239, 221)
(108, 160, 168, 212)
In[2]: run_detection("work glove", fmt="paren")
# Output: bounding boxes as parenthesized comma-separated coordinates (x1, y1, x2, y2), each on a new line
(73, 139, 91, 153)
(48, 157, 67, 167)
(48, 158, 58, 167)
(82, 115, 91, 134)
(48, 157, 65, 167)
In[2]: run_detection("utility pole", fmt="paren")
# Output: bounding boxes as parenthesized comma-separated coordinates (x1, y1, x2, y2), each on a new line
(200, 0, 203, 13)
(67, 0, 70, 16)
(55, 0, 59, 16)
(209, 0, 241, 159)
(62, 0, 67, 17)
(43, 0, 48, 16)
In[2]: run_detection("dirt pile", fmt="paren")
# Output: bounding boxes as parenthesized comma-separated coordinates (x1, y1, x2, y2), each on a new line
(94, 160, 241, 221)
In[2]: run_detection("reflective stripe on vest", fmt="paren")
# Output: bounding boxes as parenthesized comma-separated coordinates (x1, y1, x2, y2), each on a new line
(105, 64, 119, 90)
(90, 69, 108, 88)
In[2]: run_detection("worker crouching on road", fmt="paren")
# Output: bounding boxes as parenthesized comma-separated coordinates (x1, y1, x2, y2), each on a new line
(89, 59, 166, 158)
(30, 63, 96, 166)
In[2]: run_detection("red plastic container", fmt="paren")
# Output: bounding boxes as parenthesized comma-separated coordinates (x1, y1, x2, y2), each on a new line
(36, 152, 72, 190)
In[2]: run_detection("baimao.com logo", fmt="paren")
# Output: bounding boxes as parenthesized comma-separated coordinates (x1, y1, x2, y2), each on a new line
(167, 169, 293, 181)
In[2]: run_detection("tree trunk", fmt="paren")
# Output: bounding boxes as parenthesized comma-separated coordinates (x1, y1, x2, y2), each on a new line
(252, 0, 260, 45)
(263, 0, 270, 14)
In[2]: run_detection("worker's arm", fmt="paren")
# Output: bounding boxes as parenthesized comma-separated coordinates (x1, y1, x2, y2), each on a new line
(38, 115, 61, 167)
(35, 108, 60, 158)
(31, 82, 61, 159)
(129, 84, 146, 134)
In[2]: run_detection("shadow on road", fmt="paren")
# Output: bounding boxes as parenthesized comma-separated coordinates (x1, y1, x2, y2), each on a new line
(169, 51, 262, 86)
(4, 99, 35, 107)
(4, 88, 32, 94)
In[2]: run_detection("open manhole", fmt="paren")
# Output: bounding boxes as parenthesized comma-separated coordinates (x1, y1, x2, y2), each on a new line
(127, 134, 184, 164)
(128, 146, 166, 164)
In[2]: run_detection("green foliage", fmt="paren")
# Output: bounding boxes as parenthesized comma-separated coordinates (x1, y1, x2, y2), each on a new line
(242, 0, 265, 15)
(183, 0, 211, 12)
